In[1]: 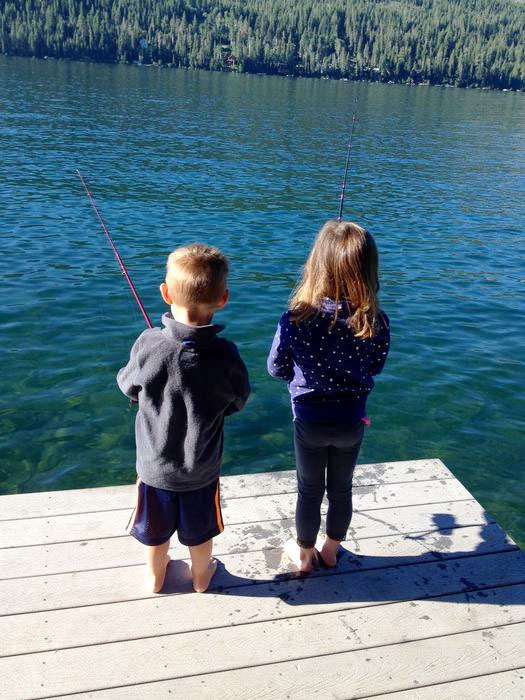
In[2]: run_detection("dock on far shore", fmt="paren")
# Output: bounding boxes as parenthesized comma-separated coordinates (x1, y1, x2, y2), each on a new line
(0, 458, 524, 699)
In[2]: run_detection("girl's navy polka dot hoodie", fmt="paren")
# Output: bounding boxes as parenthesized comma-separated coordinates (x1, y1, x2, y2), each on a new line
(267, 298, 390, 423)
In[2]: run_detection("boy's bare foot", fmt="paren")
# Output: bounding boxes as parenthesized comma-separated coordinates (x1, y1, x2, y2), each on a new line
(284, 538, 317, 573)
(317, 535, 339, 567)
(146, 554, 171, 594)
(192, 557, 217, 593)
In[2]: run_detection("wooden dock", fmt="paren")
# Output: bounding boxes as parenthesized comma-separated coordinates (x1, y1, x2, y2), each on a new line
(1, 458, 524, 699)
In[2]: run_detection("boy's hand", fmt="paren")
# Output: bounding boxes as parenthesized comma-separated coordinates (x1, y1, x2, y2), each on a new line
(117, 335, 144, 401)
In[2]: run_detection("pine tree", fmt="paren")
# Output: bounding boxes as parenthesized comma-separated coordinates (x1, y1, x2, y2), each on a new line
(0, 0, 523, 89)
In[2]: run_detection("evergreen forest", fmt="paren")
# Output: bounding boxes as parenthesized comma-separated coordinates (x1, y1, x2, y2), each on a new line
(1, 0, 524, 90)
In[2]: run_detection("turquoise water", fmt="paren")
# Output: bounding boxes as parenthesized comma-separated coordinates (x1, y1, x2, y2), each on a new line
(0, 57, 524, 545)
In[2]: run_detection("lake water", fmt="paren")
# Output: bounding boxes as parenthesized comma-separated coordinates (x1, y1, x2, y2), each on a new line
(0, 56, 523, 545)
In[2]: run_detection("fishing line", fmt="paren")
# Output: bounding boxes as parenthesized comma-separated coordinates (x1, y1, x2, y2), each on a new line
(76, 170, 153, 329)
(337, 106, 358, 222)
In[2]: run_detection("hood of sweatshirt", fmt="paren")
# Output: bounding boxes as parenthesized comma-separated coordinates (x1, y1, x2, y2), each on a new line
(320, 297, 353, 318)
(161, 312, 224, 345)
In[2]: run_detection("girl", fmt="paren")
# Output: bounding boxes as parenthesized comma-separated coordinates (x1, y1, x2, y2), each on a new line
(267, 220, 390, 573)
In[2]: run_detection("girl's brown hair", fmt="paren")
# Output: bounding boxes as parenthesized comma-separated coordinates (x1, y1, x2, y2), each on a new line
(290, 220, 380, 339)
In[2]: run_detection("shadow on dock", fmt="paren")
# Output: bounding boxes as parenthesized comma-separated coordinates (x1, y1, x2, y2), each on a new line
(161, 513, 525, 607)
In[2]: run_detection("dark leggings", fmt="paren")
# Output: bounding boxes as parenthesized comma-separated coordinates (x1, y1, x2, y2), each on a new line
(293, 417, 364, 548)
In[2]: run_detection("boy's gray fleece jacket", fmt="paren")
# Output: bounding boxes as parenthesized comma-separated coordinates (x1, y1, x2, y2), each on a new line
(117, 313, 250, 492)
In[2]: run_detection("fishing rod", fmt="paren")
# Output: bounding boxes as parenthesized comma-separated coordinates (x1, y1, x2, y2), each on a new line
(76, 170, 153, 329)
(337, 108, 357, 222)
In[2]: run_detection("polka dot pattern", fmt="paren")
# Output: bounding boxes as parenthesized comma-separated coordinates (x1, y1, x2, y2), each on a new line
(267, 298, 390, 420)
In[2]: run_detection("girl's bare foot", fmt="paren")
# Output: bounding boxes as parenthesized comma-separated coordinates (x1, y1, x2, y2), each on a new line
(192, 557, 217, 593)
(146, 554, 171, 593)
(317, 535, 339, 567)
(299, 547, 317, 573)
(284, 538, 317, 573)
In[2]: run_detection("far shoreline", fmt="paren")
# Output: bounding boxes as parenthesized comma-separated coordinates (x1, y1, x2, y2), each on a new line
(2, 52, 523, 94)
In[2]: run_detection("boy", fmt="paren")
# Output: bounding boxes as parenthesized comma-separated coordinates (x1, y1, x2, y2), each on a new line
(117, 243, 250, 593)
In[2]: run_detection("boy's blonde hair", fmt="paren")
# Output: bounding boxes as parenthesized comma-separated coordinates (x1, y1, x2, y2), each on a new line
(166, 243, 228, 306)
(290, 220, 380, 339)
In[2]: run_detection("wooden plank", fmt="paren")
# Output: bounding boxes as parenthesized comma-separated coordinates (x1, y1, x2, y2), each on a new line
(68, 669, 525, 700)
(0, 478, 471, 549)
(1, 591, 524, 698)
(0, 499, 490, 579)
(0, 522, 516, 617)
(372, 668, 525, 699)
(0, 459, 452, 520)
(2, 546, 523, 657)
(59, 624, 525, 700)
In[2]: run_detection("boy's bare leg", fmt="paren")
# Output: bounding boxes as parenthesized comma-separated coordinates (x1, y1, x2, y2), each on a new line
(318, 535, 340, 567)
(189, 539, 217, 593)
(284, 538, 317, 573)
(145, 540, 171, 593)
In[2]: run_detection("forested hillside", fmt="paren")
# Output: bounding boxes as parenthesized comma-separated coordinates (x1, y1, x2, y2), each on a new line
(1, 0, 524, 89)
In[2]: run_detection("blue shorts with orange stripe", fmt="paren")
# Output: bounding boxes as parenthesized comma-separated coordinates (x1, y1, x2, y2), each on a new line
(130, 479, 224, 547)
